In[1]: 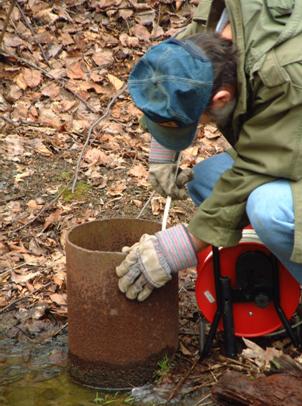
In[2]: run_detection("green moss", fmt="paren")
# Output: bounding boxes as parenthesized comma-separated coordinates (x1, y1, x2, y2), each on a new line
(60, 181, 92, 202)
(57, 171, 73, 181)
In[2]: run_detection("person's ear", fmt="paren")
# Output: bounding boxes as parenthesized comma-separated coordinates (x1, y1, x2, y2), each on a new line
(210, 89, 233, 109)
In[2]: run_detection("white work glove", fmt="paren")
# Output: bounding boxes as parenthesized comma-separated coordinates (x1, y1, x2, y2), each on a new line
(116, 225, 197, 301)
(149, 137, 193, 200)
(149, 163, 193, 199)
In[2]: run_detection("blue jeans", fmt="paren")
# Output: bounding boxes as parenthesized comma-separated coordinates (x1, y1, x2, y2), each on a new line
(187, 152, 302, 283)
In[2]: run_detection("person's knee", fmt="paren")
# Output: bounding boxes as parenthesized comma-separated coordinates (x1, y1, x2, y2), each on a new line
(187, 160, 210, 205)
(246, 188, 272, 240)
(246, 181, 294, 245)
(187, 152, 234, 206)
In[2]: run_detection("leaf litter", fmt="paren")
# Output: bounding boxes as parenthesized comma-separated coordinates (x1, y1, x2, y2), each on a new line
(0, 1, 300, 404)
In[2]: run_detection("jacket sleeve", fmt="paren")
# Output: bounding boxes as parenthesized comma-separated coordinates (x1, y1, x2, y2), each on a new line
(188, 62, 302, 247)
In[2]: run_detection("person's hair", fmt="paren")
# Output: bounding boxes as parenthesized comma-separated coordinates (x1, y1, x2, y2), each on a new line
(186, 32, 238, 98)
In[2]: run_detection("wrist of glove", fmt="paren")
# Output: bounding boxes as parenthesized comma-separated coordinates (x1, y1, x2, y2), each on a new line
(116, 225, 197, 301)
(148, 137, 193, 200)
(149, 163, 193, 200)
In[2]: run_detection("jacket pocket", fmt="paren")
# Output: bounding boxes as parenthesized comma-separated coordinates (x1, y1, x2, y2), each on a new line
(266, 0, 295, 22)
(258, 49, 290, 87)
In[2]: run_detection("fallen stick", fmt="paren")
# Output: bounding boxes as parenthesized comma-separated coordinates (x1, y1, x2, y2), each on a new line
(71, 84, 127, 193)
(167, 357, 199, 401)
(14, 0, 49, 65)
(0, 281, 52, 314)
(0, 115, 44, 127)
(9, 184, 69, 234)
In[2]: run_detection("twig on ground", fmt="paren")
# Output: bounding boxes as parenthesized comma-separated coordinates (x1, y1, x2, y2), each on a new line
(210, 370, 218, 383)
(191, 363, 227, 379)
(0, 281, 52, 314)
(71, 84, 127, 193)
(16, 325, 36, 341)
(193, 393, 212, 406)
(38, 321, 68, 343)
(136, 190, 155, 218)
(0, 270, 11, 280)
(53, 321, 68, 337)
(9, 184, 69, 234)
(0, 115, 44, 127)
(14, 0, 49, 65)
(167, 357, 199, 401)
(152, 4, 161, 37)
(0, 48, 97, 113)
(184, 382, 215, 396)
(0, 0, 15, 47)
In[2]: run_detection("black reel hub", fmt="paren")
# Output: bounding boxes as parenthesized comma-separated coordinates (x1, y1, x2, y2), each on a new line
(234, 251, 274, 308)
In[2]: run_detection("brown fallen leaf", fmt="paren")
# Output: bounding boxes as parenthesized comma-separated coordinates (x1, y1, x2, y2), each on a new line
(242, 338, 282, 371)
(7, 240, 28, 253)
(35, 8, 59, 24)
(179, 340, 193, 356)
(204, 124, 220, 139)
(60, 32, 74, 45)
(58, 99, 77, 112)
(7, 84, 23, 102)
(132, 199, 143, 208)
(50, 293, 67, 306)
(38, 109, 62, 129)
(7, 200, 22, 213)
(41, 83, 61, 98)
(31, 139, 53, 157)
(92, 50, 114, 67)
(119, 9, 133, 19)
(119, 32, 139, 48)
(53, 270, 66, 287)
(28, 238, 45, 256)
(42, 209, 62, 232)
(0, 296, 7, 307)
(66, 62, 86, 80)
(84, 147, 111, 166)
(107, 73, 124, 90)
(130, 23, 151, 42)
(23, 68, 42, 88)
(106, 181, 127, 197)
(27, 199, 43, 211)
(23, 254, 46, 266)
(31, 305, 47, 320)
(14, 169, 34, 184)
(3, 34, 25, 48)
(176, 0, 185, 11)
(11, 271, 39, 285)
(151, 196, 165, 215)
(128, 163, 148, 179)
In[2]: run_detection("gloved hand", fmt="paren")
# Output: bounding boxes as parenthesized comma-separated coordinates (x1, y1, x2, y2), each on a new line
(116, 225, 197, 301)
(149, 163, 193, 199)
(148, 137, 193, 200)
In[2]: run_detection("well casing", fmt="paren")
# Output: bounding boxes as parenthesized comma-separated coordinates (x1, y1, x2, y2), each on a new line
(66, 218, 178, 389)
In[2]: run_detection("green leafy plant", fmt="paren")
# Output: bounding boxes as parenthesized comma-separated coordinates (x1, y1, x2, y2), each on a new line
(154, 354, 171, 381)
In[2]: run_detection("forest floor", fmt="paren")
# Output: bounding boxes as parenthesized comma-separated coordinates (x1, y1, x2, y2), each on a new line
(0, 1, 301, 405)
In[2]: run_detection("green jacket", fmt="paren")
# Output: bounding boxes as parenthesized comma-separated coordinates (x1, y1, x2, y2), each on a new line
(180, 0, 302, 263)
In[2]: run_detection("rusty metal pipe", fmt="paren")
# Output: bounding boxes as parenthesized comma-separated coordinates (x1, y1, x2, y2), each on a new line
(66, 218, 178, 389)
